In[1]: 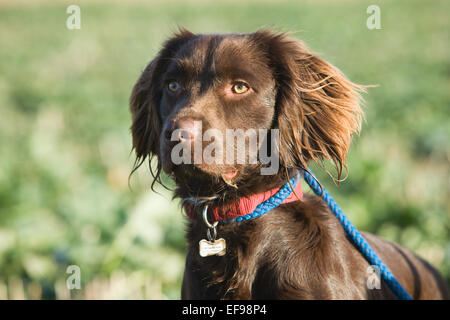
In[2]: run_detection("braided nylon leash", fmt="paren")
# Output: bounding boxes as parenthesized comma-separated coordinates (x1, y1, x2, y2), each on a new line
(302, 168, 412, 300)
(219, 173, 300, 224)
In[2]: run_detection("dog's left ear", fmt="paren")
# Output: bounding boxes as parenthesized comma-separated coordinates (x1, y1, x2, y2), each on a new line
(251, 30, 364, 179)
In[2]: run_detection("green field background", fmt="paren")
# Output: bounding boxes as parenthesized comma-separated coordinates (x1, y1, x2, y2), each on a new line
(0, 0, 448, 299)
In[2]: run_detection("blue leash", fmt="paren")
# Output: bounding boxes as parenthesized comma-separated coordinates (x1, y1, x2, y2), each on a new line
(219, 169, 412, 300)
(302, 168, 412, 300)
(219, 173, 300, 224)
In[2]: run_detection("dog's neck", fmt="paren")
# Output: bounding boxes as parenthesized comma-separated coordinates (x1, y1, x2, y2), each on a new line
(177, 169, 341, 299)
(183, 193, 338, 299)
(183, 175, 302, 224)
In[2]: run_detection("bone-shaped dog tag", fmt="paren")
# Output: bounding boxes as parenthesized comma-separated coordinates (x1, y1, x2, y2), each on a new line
(199, 238, 226, 257)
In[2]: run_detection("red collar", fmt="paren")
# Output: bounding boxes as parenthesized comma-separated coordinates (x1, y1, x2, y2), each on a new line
(184, 181, 303, 223)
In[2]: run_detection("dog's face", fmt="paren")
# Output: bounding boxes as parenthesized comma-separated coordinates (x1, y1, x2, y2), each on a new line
(157, 33, 277, 184)
(130, 29, 363, 197)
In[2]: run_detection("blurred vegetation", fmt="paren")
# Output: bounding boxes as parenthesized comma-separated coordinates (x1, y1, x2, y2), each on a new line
(0, 0, 448, 299)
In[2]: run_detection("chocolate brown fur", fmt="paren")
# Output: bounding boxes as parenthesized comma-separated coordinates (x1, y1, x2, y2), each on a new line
(130, 29, 449, 299)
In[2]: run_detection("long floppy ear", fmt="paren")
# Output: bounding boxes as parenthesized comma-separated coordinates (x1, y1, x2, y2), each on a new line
(251, 30, 364, 180)
(130, 59, 159, 162)
(129, 28, 195, 183)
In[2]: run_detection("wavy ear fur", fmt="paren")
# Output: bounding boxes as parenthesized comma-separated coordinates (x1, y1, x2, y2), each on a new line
(250, 30, 364, 180)
(129, 29, 195, 185)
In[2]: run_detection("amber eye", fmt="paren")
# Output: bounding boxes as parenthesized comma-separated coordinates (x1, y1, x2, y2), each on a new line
(232, 82, 249, 94)
(168, 81, 180, 92)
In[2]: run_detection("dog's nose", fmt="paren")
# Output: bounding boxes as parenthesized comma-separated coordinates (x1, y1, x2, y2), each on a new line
(164, 118, 199, 143)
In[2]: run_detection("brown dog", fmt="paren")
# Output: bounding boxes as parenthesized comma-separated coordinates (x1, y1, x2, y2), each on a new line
(129, 29, 449, 299)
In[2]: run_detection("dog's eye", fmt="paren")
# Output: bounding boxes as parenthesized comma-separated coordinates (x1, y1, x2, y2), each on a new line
(167, 81, 180, 92)
(232, 82, 249, 94)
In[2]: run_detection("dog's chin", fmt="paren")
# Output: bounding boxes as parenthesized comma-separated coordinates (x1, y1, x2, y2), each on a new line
(171, 163, 238, 183)
(162, 161, 243, 197)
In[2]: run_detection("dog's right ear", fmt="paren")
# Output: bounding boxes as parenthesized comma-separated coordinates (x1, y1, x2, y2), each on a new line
(129, 28, 195, 171)
(130, 58, 159, 162)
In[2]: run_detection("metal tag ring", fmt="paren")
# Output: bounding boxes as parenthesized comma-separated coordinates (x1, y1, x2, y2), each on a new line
(202, 205, 218, 229)
(206, 228, 217, 242)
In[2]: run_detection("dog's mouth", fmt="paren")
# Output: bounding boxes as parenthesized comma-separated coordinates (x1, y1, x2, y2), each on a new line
(165, 160, 241, 187)
(221, 169, 238, 184)
(160, 133, 243, 186)
(165, 164, 240, 202)
(159, 120, 273, 189)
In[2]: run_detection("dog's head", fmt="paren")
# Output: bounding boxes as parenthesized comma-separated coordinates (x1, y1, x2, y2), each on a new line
(130, 29, 363, 197)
